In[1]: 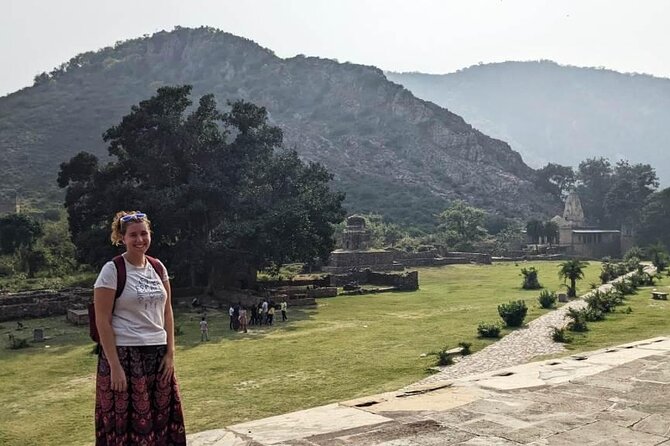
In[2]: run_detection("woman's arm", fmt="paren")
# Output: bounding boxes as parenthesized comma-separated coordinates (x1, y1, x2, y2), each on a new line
(160, 279, 176, 382)
(94, 287, 126, 392)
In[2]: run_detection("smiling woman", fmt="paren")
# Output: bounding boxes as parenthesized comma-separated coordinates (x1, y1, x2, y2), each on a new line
(92, 210, 186, 445)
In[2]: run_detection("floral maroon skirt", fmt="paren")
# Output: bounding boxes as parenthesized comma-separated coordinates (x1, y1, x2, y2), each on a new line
(95, 345, 186, 445)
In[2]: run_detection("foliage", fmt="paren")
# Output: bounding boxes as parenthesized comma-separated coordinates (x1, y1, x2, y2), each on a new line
(613, 279, 636, 296)
(537, 289, 557, 309)
(536, 163, 575, 200)
(477, 322, 501, 338)
(558, 259, 589, 297)
(566, 308, 589, 332)
(525, 219, 544, 244)
(576, 157, 658, 227)
(646, 243, 669, 272)
(434, 348, 454, 366)
(497, 300, 528, 327)
(637, 187, 670, 250)
(57, 86, 345, 287)
(457, 341, 472, 355)
(585, 290, 623, 314)
(551, 327, 571, 343)
(490, 223, 525, 256)
(6, 334, 30, 350)
(0, 214, 43, 255)
(520, 266, 542, 289)
(437, 200, 487, 251)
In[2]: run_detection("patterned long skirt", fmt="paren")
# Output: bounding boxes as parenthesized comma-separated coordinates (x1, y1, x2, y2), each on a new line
(95, 345, 186, 445)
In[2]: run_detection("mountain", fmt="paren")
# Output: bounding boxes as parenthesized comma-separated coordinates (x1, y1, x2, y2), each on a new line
(386, 61, 670, 185)
(0, 27, 558, 226)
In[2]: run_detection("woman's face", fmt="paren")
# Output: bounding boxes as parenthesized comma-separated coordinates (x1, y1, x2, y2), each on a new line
(122, 221, 151, 255)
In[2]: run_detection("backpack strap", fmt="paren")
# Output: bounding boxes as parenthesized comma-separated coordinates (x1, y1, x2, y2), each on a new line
(112, 255, 126, 299)
(146, 255, 166, 282)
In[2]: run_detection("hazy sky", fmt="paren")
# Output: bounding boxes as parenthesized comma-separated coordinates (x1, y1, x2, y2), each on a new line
(2, 0, 669, 96)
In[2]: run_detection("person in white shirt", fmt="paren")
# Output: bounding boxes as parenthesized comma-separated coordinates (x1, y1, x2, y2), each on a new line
(200, 316, 209, 341)
(92, 211, 185, 445)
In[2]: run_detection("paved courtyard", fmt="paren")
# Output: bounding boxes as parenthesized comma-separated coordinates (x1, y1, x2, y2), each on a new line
(189, 337, 670, 445)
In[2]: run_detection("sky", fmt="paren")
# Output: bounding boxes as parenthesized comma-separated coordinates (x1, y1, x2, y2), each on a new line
(1, 0, 669, 97)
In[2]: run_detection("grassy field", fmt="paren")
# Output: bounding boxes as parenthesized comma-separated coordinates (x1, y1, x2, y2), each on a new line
(1, 261, 669, 445)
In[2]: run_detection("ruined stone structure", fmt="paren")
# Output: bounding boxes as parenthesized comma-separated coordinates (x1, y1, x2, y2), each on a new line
(551, 191, 628, 258)
(0, 288, 91, 322)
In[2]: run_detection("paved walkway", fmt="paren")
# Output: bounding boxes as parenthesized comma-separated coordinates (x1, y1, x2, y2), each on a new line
(409, 266, 653, 388)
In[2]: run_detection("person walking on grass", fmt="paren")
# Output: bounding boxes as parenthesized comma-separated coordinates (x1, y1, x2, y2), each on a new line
(239, 306, 248, 333)
(281, 299, 288, 321)
(92, 210, 185, 445)
(267, 304, 275, 325)
(229, 305, 235, 330)
(200, 316, 209, 342)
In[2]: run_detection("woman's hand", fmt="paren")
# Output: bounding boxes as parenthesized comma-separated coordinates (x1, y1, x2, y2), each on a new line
(159, 352, 175, 383)
(110, 364, 128, 392)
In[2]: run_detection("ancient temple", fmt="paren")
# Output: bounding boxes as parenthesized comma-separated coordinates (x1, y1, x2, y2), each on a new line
(550, 191, 630, 258)
(322, 215, 398, 274)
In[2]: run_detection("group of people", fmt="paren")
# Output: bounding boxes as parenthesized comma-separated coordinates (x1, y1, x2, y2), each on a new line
(226, 299, 288, 332)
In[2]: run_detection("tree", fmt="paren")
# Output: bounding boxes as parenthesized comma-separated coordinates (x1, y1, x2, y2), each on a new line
(0, 214, 43, 255)
(437, 200, 487, 251)
(603, 160, 659, 227)
(58, 85, 345, 287)
(543, 221, 559, 246)
(638, 188, 670, 250)
(537, 163, 575, 200)
(645, 243, 669, 272)
(558, 259, 589, 297)
(576, 157, 613, 226)
(525, 219, 544, 244)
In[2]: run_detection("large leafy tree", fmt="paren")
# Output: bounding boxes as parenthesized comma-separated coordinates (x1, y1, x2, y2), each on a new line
(537, 163, 575, 200)
(525, 219, 544, 244)
(558, 259, 589, 297)
(637, 187, 670, 250)
(58, 85, 345, 287)
(437, 200, 487, 251)
(0, 214, 43, 255)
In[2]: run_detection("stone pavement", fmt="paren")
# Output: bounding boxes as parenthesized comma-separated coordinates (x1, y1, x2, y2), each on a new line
(188, 336, 670, 445)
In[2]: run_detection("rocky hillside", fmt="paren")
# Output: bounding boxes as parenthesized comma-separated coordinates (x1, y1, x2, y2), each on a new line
(387, 61, 670, 185)
(0, 27, 558, 225)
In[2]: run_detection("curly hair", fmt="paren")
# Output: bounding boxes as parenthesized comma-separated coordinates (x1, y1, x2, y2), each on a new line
(110, 211, 152, 246)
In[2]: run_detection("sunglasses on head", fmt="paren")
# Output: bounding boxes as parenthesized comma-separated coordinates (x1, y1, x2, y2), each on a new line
(120, 213, 147, 223)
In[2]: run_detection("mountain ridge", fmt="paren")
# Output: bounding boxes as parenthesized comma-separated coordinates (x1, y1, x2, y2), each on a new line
(0, 27, 558, 225)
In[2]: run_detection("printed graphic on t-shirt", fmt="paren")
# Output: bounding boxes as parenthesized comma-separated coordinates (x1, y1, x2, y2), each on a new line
(136, 275, 164, 310)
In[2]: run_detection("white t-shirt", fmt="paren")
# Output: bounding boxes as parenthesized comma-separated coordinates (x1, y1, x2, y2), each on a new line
(93, 255, 169, 346)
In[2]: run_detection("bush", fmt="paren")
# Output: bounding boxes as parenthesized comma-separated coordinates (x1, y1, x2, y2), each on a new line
(434, 348, 454, 366)
(477, 322, 501, 338)
(6, 334, 30, 350)
(498, 300, 528, 327)
(585, 290, 622, 314)
(551, 327, 571, 343)
(613, 279, 635, 296)
(537, 290, 557, 309)
(584, 308, 606, 322)
(458, 341, 472, 355)
(566, 308, 588, 332)
(520, 267, 542, 289)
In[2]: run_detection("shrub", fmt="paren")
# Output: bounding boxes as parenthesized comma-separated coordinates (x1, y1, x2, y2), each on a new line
(622, 306, 633, 314)
(520, 267, 542, 289)
(613, 279, 635, 296)
(538, 290, 557, 309)
(6, 334, 30, 350)
(552, 327, 571, 343)
(498, 300, 528, 327)
(458, 341, 472, 355)
(585, 290, 621, 313)
(477, 322, 501, 338)
(435, 348, 454, 366)
(584, 308, 606, 322)
(566, 308, 588, 332)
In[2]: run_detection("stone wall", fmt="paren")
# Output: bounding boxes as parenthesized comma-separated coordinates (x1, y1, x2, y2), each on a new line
(331, 270, 418, 291)
(0, 288, 91, 322)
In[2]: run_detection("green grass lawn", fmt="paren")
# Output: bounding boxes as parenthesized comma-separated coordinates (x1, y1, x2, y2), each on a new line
(1, 261, 669, 446)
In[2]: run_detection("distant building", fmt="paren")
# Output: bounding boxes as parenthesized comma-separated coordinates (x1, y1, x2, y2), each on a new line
(551, 191, 629, 258)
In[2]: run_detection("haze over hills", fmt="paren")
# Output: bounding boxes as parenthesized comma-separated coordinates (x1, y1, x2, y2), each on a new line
(386, 61, 670, 186)
(0, 27, 558, 226)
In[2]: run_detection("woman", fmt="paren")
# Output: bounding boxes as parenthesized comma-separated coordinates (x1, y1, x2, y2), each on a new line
(93, 211, 186, 445)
